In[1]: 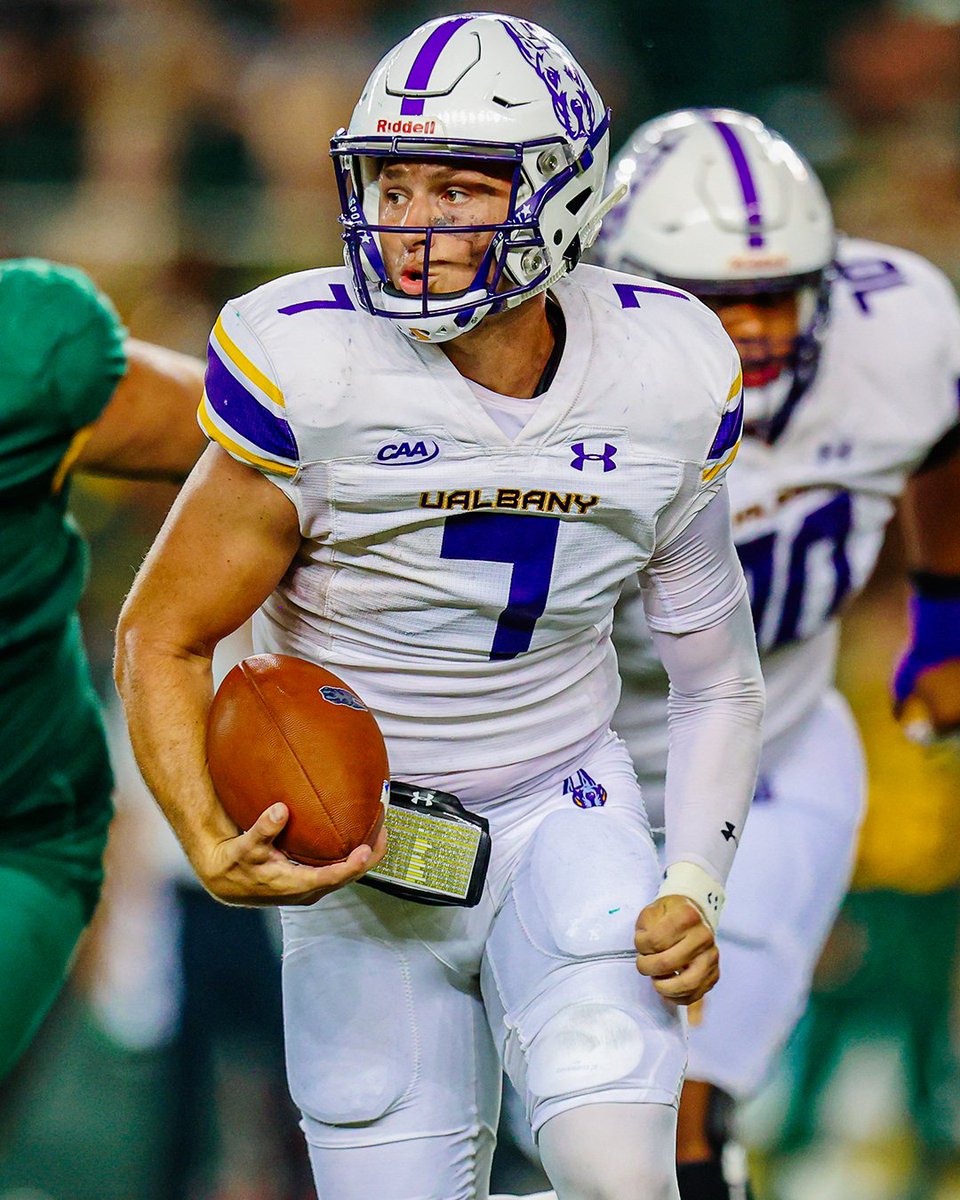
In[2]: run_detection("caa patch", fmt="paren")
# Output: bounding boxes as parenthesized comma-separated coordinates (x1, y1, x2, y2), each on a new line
(563, 769, 607, 809)
(319, 686, 367, 712)
(375, 439, 440, 466)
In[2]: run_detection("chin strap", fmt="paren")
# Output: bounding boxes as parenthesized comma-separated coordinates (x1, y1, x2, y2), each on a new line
(582, 181, 629, 251)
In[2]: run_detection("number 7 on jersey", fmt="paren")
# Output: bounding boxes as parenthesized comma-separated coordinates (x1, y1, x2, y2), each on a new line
(440, 512, 561, 660)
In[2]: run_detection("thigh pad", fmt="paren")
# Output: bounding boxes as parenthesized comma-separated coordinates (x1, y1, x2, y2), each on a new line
(283, 926, 417, 1126)
(509, 807, 658, 966)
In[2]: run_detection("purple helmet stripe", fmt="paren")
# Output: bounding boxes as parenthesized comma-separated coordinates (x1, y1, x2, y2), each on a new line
(711, 120, 764, 248)
(400, 16, 474, 116)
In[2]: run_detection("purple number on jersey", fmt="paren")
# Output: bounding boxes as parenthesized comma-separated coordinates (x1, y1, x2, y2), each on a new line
(440, 512, 560, 659)
(835, 258, 906, 315)
(736, 529, 776, 636)
(614, 282, 690, 308)
(736, 492, 853, 649)
(279, 284, 356, 315)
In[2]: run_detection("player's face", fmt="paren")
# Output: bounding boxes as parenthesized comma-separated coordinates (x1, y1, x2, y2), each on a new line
(701, 292, 800, 388)
(377, 159, 514, 297)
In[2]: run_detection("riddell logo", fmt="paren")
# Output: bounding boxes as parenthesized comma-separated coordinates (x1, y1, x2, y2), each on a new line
(377, 119, 439, 134)
(727, 254, 790, 271)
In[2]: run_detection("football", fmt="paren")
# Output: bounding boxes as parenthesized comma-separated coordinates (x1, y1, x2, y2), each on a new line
(207, 654, 389, 866)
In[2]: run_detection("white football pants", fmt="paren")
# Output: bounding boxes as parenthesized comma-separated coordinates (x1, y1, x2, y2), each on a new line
(280, 730, 687, 1200)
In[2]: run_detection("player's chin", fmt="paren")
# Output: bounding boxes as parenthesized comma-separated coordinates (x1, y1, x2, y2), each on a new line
(425, 268, 478, 296)
(742, 362, 785, 388)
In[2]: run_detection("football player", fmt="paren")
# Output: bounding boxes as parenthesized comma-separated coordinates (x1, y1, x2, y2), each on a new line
(115, 18, 765, 1200)
(0, 257, 213, 1078)
(595, 108, 960, 1200)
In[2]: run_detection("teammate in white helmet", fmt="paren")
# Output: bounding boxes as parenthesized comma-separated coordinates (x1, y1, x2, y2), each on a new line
(115, 24, 765, 1200)
(596, 107, 960, 1200)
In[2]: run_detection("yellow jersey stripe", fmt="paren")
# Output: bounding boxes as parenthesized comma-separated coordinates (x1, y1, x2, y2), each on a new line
(213, 314, 285, 408)
(726, 370, 743, 404)
(198, 399, 297, 478)
(51, 424, 96, 494)
(702, 438, 741, 483)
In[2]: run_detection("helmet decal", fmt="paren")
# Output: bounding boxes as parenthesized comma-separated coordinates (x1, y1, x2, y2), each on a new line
(501, 18, 597, 139)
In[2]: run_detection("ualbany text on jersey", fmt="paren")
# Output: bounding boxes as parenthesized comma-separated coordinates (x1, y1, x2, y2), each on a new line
(419, 488, 599, 514)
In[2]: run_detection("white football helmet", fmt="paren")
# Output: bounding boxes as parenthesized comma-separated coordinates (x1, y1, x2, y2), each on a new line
(331, 13, 616, 343)
(595, 109, 836, 437)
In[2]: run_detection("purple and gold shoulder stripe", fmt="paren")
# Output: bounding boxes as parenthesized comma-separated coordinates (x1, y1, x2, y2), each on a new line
(198, 309, 299, 478)
(702, 371, 744, 483)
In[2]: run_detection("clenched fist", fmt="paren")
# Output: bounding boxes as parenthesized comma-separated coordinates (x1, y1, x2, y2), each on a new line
(635, 894, 720, 1005)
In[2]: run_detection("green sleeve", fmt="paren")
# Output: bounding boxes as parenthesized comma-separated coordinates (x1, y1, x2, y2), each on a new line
(34, 261, 129, 433)
(0, 259, 128, 490)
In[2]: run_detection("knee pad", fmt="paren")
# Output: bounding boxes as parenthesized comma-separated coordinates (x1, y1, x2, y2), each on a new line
(484, 809, 684, 1127)
(487, 808, 660, 1026)
(283, 932, 416, 1126)
(526, 1000, 648, 1099)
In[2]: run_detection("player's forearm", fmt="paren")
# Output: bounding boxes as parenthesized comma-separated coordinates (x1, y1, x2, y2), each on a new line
(653, 592, 765, 889)
(901, 445, 960, 574)
(894, 447, 960, 732)
(114, 627, 235, 871)
(639, 489, 765, 907)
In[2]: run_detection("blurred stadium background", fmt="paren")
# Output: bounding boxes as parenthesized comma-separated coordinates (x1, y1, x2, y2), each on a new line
(0, 1, 959, 1197)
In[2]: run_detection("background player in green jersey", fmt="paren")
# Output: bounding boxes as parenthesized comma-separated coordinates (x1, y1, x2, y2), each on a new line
(0, 256, 210, 1078)
(1, 257, 387, 1081)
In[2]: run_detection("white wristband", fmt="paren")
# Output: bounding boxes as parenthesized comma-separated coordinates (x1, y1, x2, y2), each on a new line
(655, 862, 726, 933)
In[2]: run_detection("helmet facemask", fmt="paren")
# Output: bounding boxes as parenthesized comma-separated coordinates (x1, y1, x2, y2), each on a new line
(331, 120, 611, 343)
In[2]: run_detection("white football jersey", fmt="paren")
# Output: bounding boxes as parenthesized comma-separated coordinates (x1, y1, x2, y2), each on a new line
(199, 263, 743, 774)
(615, 237, 960, 795)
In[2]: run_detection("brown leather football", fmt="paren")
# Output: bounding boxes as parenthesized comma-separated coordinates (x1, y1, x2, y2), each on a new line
(207, 654, 389, 866)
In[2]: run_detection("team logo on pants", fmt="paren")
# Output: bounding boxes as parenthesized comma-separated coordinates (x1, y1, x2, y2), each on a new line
(563, 769, 607, 808)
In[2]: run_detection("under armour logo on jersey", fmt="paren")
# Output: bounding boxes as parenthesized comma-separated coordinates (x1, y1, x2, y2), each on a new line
(375, 439, 440, 466)
(721, 821, 738, 843)
(319, 686, 367, 711)
(570, 442, 617, 472)
(564, 769, 608, 808)
(816, 440, 853, 461)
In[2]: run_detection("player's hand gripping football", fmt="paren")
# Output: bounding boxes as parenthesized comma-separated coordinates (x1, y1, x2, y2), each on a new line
(196, 802, 388, 907)
(634, 894, 720, 1005)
